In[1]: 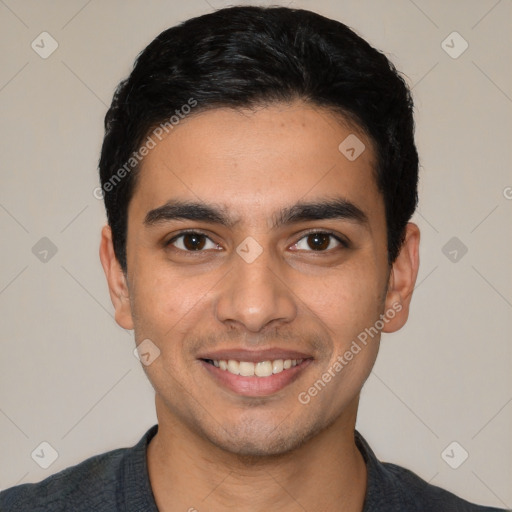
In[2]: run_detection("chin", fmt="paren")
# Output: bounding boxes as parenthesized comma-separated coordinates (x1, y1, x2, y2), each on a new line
(203, 416, 324, 460)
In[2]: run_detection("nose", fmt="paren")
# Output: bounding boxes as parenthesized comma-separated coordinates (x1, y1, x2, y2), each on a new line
(214, 243, 297, 333)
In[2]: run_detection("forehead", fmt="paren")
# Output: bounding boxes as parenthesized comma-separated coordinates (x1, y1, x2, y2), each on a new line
(129, 102, 382, 224)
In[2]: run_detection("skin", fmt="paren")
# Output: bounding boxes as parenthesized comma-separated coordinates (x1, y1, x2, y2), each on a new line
(100, 101, 420, 512)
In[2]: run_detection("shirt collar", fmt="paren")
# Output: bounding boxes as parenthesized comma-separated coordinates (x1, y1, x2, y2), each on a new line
(355, 429, 402, 510)
(127, 425, 399, 511)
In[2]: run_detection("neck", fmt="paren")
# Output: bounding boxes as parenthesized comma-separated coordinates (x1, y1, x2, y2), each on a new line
(147, 397, 367, 512)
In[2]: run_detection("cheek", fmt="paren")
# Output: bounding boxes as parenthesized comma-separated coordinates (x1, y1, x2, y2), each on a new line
(296, 264, 384, 343)
(129, 269, 204, 389)
(297, 273, 383, 414)
(129, 263, 216, 344)
(129, 264, 177, 337)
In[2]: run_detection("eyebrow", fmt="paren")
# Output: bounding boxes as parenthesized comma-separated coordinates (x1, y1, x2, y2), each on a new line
(143, 197, 369, 230)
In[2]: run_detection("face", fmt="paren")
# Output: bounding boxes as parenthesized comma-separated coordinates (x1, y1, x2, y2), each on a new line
(101, 101, 419, 457)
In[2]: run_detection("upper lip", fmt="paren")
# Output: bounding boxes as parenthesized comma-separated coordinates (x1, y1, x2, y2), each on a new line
(198, 348, 313, 362)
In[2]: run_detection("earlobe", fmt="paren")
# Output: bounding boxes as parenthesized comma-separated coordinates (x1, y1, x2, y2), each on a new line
(99, 225, 134, 330)
(382, 222, 420, 333)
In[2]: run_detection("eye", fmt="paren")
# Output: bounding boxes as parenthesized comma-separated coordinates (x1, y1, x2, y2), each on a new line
(292, 231, 347, 252)
(166, 231, 219, 252)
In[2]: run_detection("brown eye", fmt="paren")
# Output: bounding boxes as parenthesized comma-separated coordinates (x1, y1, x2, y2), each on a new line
(182, 233, 206, 250)
(306, 233, 331, 251)
(167, 232, 217, 251)
(293, 232, 345, 252)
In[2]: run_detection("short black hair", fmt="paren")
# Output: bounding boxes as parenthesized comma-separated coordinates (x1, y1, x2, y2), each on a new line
(99, 5, 418, 272)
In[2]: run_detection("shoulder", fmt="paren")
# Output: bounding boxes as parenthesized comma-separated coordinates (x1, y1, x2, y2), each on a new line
(378, 460, 507, 512)
(0, 447, 127, 512)
(0, 425, 158, 512)
(355, 431, 508, 512)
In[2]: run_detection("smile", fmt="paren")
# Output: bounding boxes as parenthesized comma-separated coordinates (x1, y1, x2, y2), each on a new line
(203, 358, 303, 377)
(200, 357, 313, 396)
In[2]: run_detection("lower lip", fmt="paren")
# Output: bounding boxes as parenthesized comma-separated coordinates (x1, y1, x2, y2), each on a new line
(200, 359, 313, 397)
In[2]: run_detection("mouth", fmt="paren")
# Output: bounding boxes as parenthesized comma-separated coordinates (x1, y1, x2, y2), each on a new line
(202, 357, 305, 377)
(198, 351, 314, 397)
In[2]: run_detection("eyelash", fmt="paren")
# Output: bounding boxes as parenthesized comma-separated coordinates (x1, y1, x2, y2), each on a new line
(165, 229, 349, 254)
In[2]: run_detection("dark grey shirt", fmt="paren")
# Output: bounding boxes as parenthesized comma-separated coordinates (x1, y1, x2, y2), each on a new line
(1, 425, 508, 511)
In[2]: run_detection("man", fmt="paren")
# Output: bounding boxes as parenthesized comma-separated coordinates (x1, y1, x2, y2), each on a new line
(1, 5, 507, 512)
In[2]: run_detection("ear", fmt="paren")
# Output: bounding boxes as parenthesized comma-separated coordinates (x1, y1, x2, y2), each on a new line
(99, 225, 134, 330)
(382, 222, 420, 333)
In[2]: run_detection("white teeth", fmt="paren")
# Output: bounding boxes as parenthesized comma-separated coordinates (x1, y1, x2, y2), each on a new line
(239, 361, 255, 377)
(255, 361, 273, 377)
(209, 358, 304, 377)
(227, 359, 240, 375)
(272, 359, 284, 374)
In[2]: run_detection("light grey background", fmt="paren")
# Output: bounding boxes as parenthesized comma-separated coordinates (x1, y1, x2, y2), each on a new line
(0, 0, 510, 508)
